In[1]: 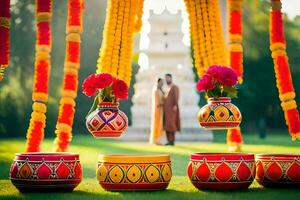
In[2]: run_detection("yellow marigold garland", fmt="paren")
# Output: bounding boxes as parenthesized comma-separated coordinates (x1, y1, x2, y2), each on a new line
(96, 0, 143, 86)
(184, 0, 227, 77)
(53, 0, 84, 152)
(133, 0, 144, 32)
(25, 0, 52, 152)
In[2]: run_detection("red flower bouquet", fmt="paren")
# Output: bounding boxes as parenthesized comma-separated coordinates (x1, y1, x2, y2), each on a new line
(196, 65, 238, 99)
(82, 73, 128, 100)
(196, 65, 241, 130)
(82, 73, 129, 138)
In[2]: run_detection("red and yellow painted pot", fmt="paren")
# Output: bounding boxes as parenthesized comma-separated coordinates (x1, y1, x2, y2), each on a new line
(97, 154, 172, 191)
(198, 97, 241, 130)
(86, 102, 128, 138)
(256, 154, 300, 188)
(187, 153, 255, 190)
(10, 153, 82, 192)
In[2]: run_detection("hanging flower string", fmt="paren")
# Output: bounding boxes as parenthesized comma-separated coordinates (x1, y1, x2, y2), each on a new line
(25, 0, 52, 152)
(269, 0, 300, 140)
(227, 0, 243, 152)
(184, 0, 227, 77)
(133, 0, 144, 32)
(0, 0, 10, 81)
(96, 0, 143, 86)
(228, 0, 243, 82)
(53, 0, 84, 152)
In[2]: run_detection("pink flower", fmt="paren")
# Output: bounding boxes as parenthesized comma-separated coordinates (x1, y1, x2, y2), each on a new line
(218, 67, 238, 86)
(206, 65, 238, 87)
(112, 79, 129, 100)
(196, 74, 214, 92)
(94, 73, 114, 89)
(206, 65, 222, 80)
(82, 74, 97, 97)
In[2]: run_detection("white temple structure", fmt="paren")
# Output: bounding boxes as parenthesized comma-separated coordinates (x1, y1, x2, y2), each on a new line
(121, 4, 215, 141)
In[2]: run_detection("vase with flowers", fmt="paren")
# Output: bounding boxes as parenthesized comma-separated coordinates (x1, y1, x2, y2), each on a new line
(82, 73, 129, 137)
(196, 65, 242, 129)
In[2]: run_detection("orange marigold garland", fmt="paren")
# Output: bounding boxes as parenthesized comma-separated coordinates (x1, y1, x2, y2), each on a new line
(0, 0, 10, 81)
(53, 0, 84, 152)
(226, 0, 243, 152)
(228, 0, 243, 82)
(184, 0, 227, 77)
(97, 0, 144, 86)
(25, 0, 52, 152)
(270, 0, 300, 140)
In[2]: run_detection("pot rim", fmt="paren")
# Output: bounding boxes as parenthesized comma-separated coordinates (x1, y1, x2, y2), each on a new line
(256, 154, 300, 159)
(14, 152, 80, 161)
(15, 152, 79, 156)
(98, 102, 119, 106)
(98, 154, 171, 163)
(190, 153, 254, 161)
(207, 97, 231, 102)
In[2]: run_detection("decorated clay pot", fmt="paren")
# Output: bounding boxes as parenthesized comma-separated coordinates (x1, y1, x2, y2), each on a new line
(97, 154, 172, 191)
(198, 97, 242, 130)
(10, 152, 82, 192)
(187, 153, 255, 190)
(255, 154, 300, 188)
(86, 102, 128, 138)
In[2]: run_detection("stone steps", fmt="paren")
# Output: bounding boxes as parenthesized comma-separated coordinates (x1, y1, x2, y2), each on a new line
(118, 127, 213, 142)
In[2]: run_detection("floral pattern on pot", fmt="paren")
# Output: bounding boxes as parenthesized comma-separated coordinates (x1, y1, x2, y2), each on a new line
(187, 153, 255, 190)
(10, 153, 82, 192)
(198, 97, 241, 130)
(97, 154, 172, 191)
(255, 154, 300, 188)
(86, 102, 128, 137)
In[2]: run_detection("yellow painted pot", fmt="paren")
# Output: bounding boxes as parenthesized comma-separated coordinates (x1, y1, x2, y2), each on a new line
(97, 154, 172, 191)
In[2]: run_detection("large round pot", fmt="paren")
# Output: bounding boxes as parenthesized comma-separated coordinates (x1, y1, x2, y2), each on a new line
(97, 154, 172, 191)
(10, 153, 82, 192)
(86, 102, 128, 138)
(187, 153, 255, 190)
(198, 97, 241, 130)
(256, 154, 300, 188)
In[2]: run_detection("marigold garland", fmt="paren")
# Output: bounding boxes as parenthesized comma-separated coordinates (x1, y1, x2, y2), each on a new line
(226, 0, 243, 152)
(184, 0, 227, 78)
(0, 0, 10, 81)
(133, 0, 144, 32)
(53, 0, 84, 152)
(96, 0, 143, 86)
(25, 0, 52, 152)
(269, 0, 300, 140)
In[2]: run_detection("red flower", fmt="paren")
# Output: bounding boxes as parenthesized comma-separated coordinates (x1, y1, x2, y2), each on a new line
(196, 74, 214, 92)
(206, 65, 222, 80)
(94, 73, 114, 89)
(218, 67, 238, 86)
(206, 65, 238, 87)
(112, 79, 129, 100)
(82, 74, 97, 97)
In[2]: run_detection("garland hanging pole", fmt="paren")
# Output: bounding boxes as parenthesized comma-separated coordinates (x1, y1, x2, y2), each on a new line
(25, 0, 52, 152)
(0, 0, 10, 81)
(269, 0, 300, 140)
(226, 0, 243, 152)
(53, 0, 84, 152)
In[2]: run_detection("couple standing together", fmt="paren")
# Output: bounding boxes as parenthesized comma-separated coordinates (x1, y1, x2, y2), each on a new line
(150, 74, 181, 146)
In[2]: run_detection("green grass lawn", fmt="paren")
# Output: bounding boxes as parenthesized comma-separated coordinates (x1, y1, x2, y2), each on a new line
(0, 133, 300, 200)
